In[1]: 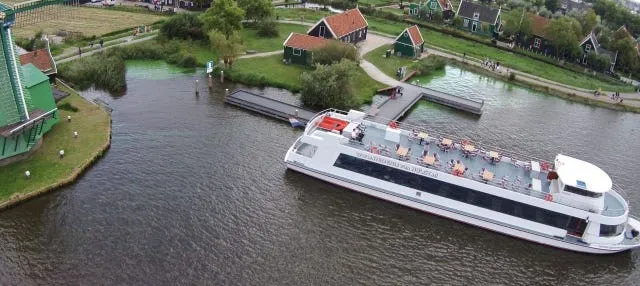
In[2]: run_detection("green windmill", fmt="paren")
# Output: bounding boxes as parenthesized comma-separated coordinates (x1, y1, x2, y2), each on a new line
(0, 0, 77, 162)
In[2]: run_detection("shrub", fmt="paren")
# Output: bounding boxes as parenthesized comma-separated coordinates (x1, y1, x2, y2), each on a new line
(509, 72, 516, 81)
(57, 102, 78, 112)
(300, 59, 358, 109)
(312, 41, 358, 65)
(58, 53, 126, 95)
(257, 18, 279, 37)
(411, 56, 446, 75)
(160, 13, 206, 40)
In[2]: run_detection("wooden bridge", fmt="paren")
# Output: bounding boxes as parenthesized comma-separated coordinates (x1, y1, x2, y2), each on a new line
(369, 83, 484, 124)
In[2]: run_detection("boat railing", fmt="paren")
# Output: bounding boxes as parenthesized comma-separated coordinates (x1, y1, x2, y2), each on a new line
(360, 114, 551, 166)
(347, 140, 552, 200)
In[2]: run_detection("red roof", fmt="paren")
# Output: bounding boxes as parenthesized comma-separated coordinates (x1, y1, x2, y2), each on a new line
(283, 33, 331, 50)
(19, 49, 53, 72)
(407, 25, 424, 45)
(438, 0, 452, 10)
(530, 14, 551, 39)
(323, 9, 368, 38)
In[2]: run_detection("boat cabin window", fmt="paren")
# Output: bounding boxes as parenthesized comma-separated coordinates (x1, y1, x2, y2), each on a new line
(564, 185, 603, 198)
(333, 154, 580, 230)
(599, 223, 625, 237)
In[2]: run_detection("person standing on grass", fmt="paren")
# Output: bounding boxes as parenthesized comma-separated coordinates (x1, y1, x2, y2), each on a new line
(78, 47, 82, 58)
(99, 39, 104, 49)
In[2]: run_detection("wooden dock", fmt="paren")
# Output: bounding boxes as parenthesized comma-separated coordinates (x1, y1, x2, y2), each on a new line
(225, 89, 316, 123)
(368, 83, 484, 124)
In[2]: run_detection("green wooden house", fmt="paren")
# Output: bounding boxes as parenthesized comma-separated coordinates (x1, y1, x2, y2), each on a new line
(394, 25, 425, 58)
(409, 0, 454, 20)
(455, 1, 502, 37)
(283, 32, 331, 65)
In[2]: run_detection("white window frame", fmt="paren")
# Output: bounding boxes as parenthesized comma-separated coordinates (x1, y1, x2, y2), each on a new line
(473, 12, 479, 20)
(463, 18, 469, 27)
(319, 26, 325, 37)
(585, 43, 591, 52)
(293, 48, 301, 56)
(430, 1, 437, 9)
(533, 38, 541, 48)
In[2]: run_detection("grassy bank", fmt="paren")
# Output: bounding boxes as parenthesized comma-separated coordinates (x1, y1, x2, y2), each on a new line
(0, 89, 111, 207)
(226, 54, 385, 104)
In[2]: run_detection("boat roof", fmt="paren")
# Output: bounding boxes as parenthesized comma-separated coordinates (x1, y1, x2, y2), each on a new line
(554, 154, 612, 193)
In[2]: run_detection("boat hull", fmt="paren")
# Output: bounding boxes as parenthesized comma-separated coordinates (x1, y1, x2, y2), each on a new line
(286, 162, 633, 254)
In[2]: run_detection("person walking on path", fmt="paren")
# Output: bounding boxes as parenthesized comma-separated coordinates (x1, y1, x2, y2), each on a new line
(78, 47, 82, 57)
(99, 39, 104, 49)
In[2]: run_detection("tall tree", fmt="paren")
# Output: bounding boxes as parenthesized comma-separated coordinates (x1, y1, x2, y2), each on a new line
(546, 16, 583, 58)
(209, 31, 244, 68)
(502, 9, 532, 38)
(580, 9, 598, 33)
(202, 0, 245, 39)
(238, 0, 274, 22)
(611, 37, 639, 73)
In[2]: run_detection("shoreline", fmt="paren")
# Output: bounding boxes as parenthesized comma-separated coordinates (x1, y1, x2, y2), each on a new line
(447, 61, 640, 113)
(0, 88, 112, 211)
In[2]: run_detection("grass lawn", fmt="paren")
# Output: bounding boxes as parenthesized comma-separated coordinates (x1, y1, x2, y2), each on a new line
(13, 7, 166, 38)
(240, 23, 309, 53)
(352, 65, 387, 104)
(367, 17, 406, 35)
(275, 8, 332, 22)
(379, 7, 406, 15)
(0, 89, 111, 203)
(230, 54, 310, 91)
(364, 44, 418, 78)
(229, 54, 385, 105)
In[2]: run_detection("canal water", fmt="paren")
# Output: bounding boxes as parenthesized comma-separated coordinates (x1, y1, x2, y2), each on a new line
(1, 62, 639, 285)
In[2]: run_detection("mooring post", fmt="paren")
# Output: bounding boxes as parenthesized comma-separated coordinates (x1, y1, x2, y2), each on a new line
(220, 70, 224, 83)
(194, 79, 199, 96)
(208, 74, 213, 90)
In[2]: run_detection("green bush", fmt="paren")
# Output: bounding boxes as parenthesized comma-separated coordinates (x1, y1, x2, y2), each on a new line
(160, 13, 206, 40)
(411, 56, 446, 75)
(312, 41, 358, 65)
(57, 102, 78, 112)
(256, 18, 279, 37)
(300, 59, 358, 109)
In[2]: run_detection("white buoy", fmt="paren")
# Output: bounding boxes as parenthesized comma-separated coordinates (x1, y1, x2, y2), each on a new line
(59, 149, 65, 159)
(25, 170, 31, 179)
(67, 115, 71, 122)
(73, 131, 78, 138)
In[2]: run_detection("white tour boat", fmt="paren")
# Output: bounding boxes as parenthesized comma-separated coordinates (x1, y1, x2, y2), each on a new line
(284, 109, 640, 254)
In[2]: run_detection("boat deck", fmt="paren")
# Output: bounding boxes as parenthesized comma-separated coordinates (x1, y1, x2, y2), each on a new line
(345, 123, 551, 198)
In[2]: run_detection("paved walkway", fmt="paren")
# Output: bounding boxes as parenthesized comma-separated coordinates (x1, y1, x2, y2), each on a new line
(56, 35, 157, 64)
(238, 50, 283, 59)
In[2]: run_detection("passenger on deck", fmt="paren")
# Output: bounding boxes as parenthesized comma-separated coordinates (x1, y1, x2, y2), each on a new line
(434, 153, 439, 161)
